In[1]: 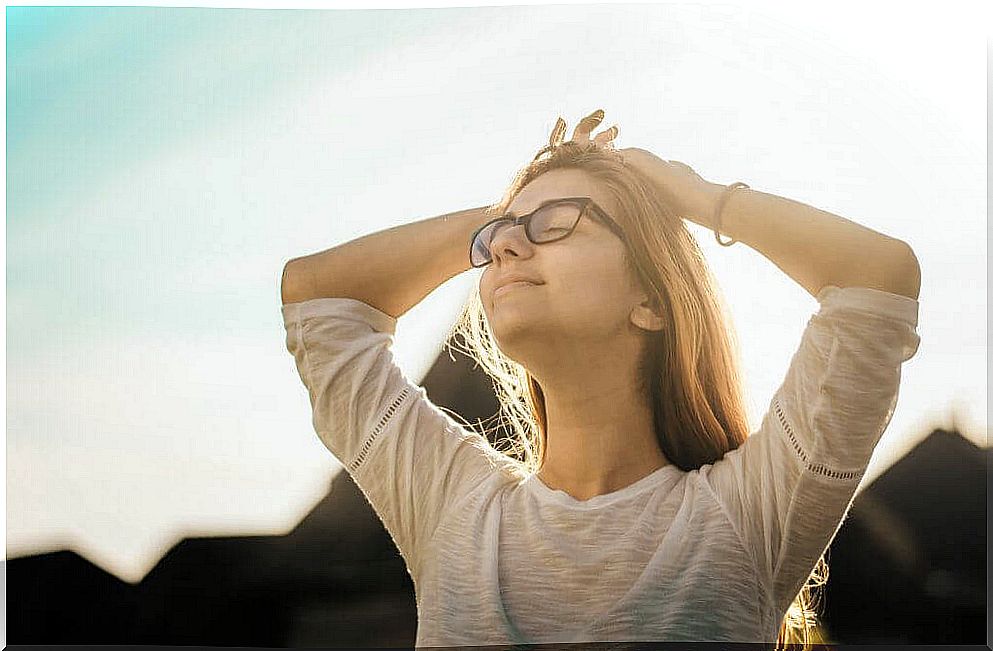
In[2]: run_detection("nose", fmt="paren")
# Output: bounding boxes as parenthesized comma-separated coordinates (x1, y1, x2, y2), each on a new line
(488, 221, 534, 264)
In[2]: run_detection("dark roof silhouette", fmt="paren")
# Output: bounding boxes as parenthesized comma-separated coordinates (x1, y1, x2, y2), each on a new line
(820, 428, 987, 644)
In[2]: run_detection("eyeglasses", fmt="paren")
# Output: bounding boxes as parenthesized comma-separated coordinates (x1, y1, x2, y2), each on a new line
(468, 197, 632, 268)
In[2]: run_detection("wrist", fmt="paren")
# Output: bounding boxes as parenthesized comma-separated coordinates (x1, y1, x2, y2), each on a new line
(710, 182, 751, 247)
(698, 182, 726, 228)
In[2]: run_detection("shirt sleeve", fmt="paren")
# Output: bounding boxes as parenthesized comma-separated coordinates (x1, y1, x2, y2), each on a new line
(699, 284, 921, 620)
(281, 296, 505, 578)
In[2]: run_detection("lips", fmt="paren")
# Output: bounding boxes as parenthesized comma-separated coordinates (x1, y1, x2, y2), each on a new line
(493, 274, 543, 299)
(494, 281, 537, 296)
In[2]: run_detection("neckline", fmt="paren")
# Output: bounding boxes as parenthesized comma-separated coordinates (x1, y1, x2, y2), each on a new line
(525, 463, 679, 509)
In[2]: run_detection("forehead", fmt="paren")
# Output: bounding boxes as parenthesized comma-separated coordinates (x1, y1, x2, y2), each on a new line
(509, 168, 616, 216)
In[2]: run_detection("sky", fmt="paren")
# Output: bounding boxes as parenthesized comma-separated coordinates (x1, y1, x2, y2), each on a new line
(5, 1, 988, 584)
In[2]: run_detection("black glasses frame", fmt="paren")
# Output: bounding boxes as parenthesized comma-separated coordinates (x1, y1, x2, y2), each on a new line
(468, 196, 632, 268)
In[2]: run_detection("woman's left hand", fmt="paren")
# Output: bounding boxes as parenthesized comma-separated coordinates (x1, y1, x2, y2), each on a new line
(618, 147, 723, 226)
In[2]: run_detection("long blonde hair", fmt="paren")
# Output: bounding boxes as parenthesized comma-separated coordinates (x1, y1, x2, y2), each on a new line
(446, 136, 829, 648)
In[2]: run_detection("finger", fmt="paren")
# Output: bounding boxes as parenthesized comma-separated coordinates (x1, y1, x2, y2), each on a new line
(577, 110, 605, 139)
(592, 125, 618, 148)
(571, 109, 605, 142)
(549, 117, 568, 148)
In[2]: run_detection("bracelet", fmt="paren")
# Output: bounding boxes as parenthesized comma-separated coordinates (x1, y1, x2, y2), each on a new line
(713, 181, 750, 247)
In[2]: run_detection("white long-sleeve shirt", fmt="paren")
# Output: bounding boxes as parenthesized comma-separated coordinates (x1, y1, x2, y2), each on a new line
(281, 284, 920, 645)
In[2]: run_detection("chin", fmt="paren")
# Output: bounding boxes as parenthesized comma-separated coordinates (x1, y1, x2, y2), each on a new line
(490, 319, 548, 366)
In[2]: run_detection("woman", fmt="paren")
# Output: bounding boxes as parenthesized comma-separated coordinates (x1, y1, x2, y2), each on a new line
(280, 110, 921, 648)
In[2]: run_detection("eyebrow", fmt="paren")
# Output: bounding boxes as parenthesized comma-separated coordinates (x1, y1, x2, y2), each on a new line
(505, 197, 584, 219)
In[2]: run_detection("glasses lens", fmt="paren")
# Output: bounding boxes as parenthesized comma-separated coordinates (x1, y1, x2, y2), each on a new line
(471, 219, 510, 267)
(531, 202, 582, 242)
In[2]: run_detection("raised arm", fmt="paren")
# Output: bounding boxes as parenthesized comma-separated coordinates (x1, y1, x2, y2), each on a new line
(697, 183, 921, 301)
(617, 147, 922, 301)
(280, 206, 493, 316)
(279, 203, 512, 582)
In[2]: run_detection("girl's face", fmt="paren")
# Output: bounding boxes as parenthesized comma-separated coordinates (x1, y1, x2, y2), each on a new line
(479, 168, 653, 362)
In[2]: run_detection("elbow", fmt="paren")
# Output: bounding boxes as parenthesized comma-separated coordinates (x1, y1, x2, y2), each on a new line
(281, 259, 306, 306)
(887, 241, 921, 301)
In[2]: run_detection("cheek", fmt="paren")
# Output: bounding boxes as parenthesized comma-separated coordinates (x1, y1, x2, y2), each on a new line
(556, 259, 637, 325)
(559, 250, 630, 296)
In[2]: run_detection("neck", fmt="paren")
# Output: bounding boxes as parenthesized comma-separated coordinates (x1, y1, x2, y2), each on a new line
(534, 369, 669, 502)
